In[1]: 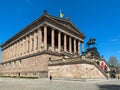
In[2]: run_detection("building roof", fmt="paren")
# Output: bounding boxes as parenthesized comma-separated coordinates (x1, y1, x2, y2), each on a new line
(1, 10, 85, 48)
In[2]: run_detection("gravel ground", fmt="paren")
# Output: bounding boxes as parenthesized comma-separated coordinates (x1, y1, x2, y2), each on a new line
(0, 78, 120, 90)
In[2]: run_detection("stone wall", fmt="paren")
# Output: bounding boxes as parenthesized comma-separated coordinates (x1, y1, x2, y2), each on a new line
(48, 63, 106, 79)
(0, 54, 62, 77)
(0, 54, 107, 79)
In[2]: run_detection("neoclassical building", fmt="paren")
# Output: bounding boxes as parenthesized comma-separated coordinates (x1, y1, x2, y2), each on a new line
(0, 10, 85, 77)
(0, 10, 109, 79)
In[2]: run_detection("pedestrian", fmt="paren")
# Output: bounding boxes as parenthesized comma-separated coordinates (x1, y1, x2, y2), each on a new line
(50, 75, 52, 80)
(118, 76, 119, 79)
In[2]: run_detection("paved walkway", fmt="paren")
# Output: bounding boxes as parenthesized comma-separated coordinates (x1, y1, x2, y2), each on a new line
(0, 78, 120, 90)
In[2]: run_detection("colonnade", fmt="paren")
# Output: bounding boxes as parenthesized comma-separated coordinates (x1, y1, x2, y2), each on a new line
(2, 25, 84, 62)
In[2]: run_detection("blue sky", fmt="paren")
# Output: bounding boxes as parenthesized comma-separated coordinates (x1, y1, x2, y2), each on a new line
(0, 0, 120, 62)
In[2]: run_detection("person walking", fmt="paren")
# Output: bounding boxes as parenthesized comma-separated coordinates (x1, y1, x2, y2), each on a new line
(50, 75, 52, 80)
(49, 75, 52, 83)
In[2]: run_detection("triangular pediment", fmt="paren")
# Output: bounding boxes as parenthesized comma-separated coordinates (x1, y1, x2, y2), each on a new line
(47, 15, 84, 36)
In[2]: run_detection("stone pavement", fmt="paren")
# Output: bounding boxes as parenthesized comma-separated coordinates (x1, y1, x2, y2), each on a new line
(0, 78, 120, 90)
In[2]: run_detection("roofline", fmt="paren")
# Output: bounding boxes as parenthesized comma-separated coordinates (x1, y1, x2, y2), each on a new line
(1, 15, 44, 47)
(1, 13, 86, 48)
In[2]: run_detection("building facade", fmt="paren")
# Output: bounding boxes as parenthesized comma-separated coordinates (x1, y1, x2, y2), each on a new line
(0, 11, 110, 79)
(0, 11, 86, 77)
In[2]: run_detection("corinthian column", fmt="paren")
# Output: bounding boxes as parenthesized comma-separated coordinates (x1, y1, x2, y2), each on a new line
(44, 25, 47, 50)
(58, 31, 61, 52)
(51, 28, 54, 51)
(26, 36, 29, 54)
(74, 39, 76, 54)
(64, 34, 67, 52)
(33, 32, 37, 53)
(25, 37, 27, 55)
(22, 39, 25, 56)
(78, 41, 80, 55)
(30, 33, 33, 54)
(69, 37, 72, 53)
(38, 28, 42, 51)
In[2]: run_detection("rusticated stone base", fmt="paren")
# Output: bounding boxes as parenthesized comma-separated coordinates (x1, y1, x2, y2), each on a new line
(48, 58, 107, 79)
(48, 64, 106, 79)
(0, 54, 107, 79)
(1, 70, 48, 78)
(0, 53, 62, 77)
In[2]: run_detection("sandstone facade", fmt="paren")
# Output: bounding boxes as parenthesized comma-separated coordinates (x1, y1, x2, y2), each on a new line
(0, 54, 62, 77)
(48, 57, 107, 79)
(0, 11, 108, 79)
(49, 63, 106, 79)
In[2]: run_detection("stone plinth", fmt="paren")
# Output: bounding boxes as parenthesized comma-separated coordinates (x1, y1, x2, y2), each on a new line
(48, 58, 107, 79)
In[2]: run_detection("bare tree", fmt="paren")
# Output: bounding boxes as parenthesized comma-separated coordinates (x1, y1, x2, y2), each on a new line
(108, 56, 119, 67)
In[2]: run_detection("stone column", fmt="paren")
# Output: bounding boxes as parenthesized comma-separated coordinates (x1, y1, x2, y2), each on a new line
(8, 47, 9, 59)
(44, 25, 47, 50)
(16, 42, 18, 57)
(7, 47, 8, 60)
(58, 31, 61, 52)
(16, 41, 18, 58)
(38, 28, 42, 51)
(14, 43, 16, 58)
(69, 37, 72, 53)
(20, 39, 23, 56)
(32, 35, 34, 53)
(51, 28, 54, 51)
(10, 45, 12, 59)
(10, 46, 12, 58)
(34, 32, 37, 53)
(25, 37, 27, 55)
(28, 35, 31, 54)
(20, 40, 22, 56)
(18, 41, 20, 56)
(6, 49, 8, 60)
(82, 42, 84, 54)
(24, 38, 26, 55)
(26, 36, 29, 55)
(64, 34, 67, 52)
(74, 39, 76, 54)
(30, 34, 33, 54)
(78, 41, 80, 55)
(22, 38, 24, 55)
(13, 44, 15, 59)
